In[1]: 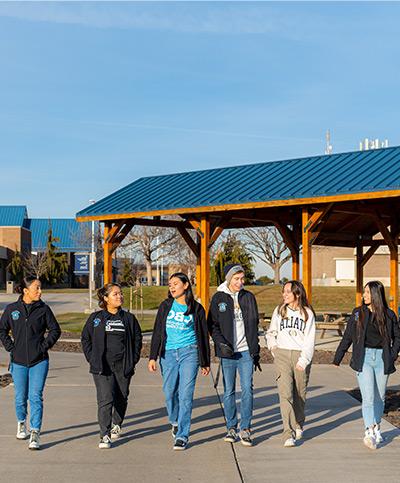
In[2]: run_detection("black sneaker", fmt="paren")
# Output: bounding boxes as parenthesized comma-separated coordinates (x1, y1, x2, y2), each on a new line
(224, 428, 237, 443)
(173, 438, 187, 451)
(240, 429, 253, 447)
(171, 424, 178, 439)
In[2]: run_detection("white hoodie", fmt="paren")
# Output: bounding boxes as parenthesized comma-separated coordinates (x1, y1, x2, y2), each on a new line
(217, 282, 249, 352)
(265, 305, 316, 369)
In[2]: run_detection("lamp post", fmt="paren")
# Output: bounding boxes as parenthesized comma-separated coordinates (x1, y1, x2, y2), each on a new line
(89, 199, 96, 311)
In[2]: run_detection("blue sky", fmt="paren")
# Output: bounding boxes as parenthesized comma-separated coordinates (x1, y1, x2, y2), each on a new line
(1, 1, 400, 220)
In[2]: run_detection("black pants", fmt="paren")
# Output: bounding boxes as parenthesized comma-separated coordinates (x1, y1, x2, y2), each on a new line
(92, 359, 132, 437)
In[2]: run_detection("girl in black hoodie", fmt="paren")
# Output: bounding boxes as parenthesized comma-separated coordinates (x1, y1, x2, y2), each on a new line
(81, 283, 142, 449)
(0, 276, 61, 450)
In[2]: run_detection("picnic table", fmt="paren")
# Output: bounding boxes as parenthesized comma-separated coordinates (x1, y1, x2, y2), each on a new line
(316, 312, 350, 338)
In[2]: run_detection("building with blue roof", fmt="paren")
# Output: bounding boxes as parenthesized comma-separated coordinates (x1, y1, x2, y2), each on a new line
(0, 206, 91, 288)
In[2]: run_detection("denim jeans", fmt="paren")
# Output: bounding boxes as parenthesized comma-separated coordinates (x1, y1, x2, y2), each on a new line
(221, 350, 254, 431)
(160, 344, 199, 442)
(10, 359, 49, 431)
(357, 348, 388, 428)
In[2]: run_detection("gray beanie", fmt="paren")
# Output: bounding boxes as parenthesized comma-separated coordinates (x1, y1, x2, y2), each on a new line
(224, 263, 245, 284)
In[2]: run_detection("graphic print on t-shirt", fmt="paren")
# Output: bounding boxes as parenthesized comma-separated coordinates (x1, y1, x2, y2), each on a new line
(165, 300, 197, 350)
(105, 319, 125, 333)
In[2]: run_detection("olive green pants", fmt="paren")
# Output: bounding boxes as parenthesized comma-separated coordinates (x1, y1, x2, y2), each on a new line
(274, 348, 311, 440)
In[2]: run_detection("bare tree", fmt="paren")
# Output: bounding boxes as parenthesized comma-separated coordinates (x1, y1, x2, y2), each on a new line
(243, 227, 290, 284)
(121, 226, 179, 286)
(23, 252, 50, 279)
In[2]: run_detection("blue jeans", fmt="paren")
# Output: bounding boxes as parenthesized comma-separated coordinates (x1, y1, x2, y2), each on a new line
(160, 344, 199, 442)
(10, 359, 49, 431)
(357, 348, 388, 428)
(221, 350, 254, 431)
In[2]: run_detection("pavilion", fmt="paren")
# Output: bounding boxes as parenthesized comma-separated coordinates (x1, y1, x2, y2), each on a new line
(76, 146, 400, 311)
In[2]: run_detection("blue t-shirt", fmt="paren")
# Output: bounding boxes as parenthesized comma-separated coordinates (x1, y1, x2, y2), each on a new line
(165, 300, 197, 350)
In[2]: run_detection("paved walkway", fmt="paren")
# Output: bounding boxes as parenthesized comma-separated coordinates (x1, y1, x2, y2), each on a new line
(1, 349, 400, 482)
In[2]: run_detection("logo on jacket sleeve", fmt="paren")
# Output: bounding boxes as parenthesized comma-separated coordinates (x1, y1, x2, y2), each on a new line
(93, 318, 101, 327)
(218, 302, 227, 312)
(11, 310, 20, 321)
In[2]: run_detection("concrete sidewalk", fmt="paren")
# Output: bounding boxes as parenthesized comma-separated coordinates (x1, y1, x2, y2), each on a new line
(1, 349, 400, 482)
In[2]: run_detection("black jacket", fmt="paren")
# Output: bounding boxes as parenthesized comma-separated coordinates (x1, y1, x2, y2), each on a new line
(333, 305, 400, 374)
(0, 297, 61, 367)
(149, 298, 210, 368)
(81, 309, 142, 377)
(207, 288, 260, 359)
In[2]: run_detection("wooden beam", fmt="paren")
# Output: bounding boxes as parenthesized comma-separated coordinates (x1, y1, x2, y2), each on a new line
(304, 203, 334, 232)
(292, 249, 300, 281)
(372, 212, 397, 252)
(390, 244, 398, 313)
(360, 241, 380, 268)
(103, 222, 112, 284)
(302, 208, 312, 302)
(111, 221, 135, 252)
(390, 217, 399, 312)
(76, 189, 400, 223)
(199, 217, 210, 310)
(356, 243, 363, 307)
(209, 216, 231, 248)
(195, 233, 201, 300)
(177, 226, 199, 257)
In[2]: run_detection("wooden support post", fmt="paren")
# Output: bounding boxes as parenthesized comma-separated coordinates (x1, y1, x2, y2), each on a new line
(195, 233, 201, 300)
(199, 217, 210, 309)
(356, 243, 363, 307)
(302, 208, 312, 302)
(390, 219, 399, 313)
(104, 222, 112, 285)
(390, 244, 398, 313)
(292, 249, 300, 281)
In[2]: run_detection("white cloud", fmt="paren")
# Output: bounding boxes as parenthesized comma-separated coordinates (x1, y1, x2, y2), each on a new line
(0, 1, 315, 37)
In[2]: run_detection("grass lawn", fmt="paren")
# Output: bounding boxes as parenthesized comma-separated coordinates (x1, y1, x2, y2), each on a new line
(123, 285, 361, 314)
(57, 312, 155, 334)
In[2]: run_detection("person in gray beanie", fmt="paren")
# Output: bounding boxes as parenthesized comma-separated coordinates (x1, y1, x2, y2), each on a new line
(208, 263, 261, 447)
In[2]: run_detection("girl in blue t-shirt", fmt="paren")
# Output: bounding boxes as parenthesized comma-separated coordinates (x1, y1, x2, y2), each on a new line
(148, 273, 210, 450)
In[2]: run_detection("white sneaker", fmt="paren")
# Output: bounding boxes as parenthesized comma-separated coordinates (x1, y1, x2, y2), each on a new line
(110, 424, 121, 440)
(363, 428, 377, 450)
(295, 428, 303, 440)
(374, 424, 384, 444)
(284, 437, 296, 447)
(28, 430, 40, 450)
(16, 421, 29, 440)
(99, 435, 112, 449)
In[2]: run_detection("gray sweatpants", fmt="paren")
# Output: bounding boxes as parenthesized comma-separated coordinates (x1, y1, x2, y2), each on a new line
(273, 348, 311, 440)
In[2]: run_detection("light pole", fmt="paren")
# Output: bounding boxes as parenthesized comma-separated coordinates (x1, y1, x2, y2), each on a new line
(89, 199, 96, 311)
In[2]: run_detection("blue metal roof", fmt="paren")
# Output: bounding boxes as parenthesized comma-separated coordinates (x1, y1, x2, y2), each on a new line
(77, 146, 400, 219)
(0, 206, 28, 227)
(26, 219, 91, 253)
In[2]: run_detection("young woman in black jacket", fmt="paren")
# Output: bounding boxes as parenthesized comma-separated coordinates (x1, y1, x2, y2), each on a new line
(81, 283, 142, 449)
(148, 272, 210, 451)
(0, 277, 61, 450)
(334, 280, 400, 449)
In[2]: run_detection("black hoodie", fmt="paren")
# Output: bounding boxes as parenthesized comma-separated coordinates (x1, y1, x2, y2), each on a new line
(81, 309, 142, 377)
(0, 297, 61, 367)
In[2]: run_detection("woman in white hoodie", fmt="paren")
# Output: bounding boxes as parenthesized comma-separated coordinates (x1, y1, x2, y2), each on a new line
(265, 280, 316, 447)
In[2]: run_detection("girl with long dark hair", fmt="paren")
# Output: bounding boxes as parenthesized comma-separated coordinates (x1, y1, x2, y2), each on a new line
(265, 280, 316, 447)
(148, 272, 210, 450)
(81, 283, 142, 449)
(334, 280, 400, 449)
(0, 277, 61, 450)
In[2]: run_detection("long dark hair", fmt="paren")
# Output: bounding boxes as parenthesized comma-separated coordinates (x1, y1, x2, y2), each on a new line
(15, 276, 40, 295)
(359, 280, 389, 341)
(168, 272, 195, 315)
(97, 283, 122, 310)
(278, 280, 315, 322)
